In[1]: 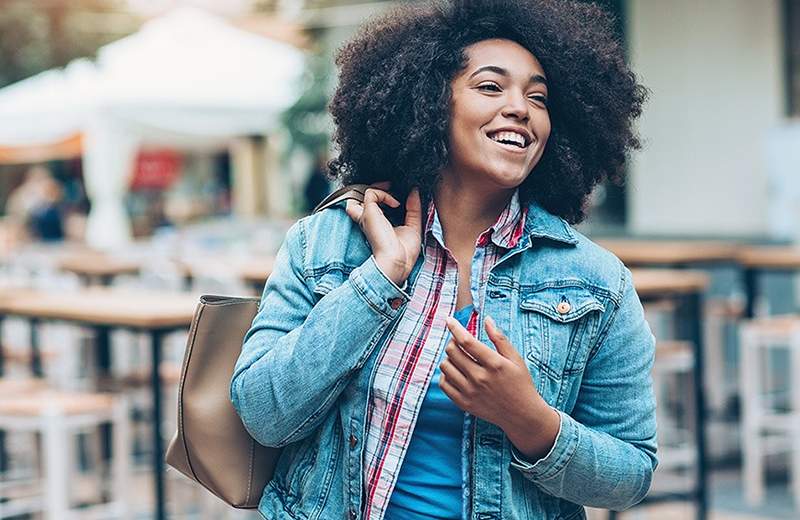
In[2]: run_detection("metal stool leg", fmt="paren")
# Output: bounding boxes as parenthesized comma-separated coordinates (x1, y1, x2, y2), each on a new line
(112, 397, 131, 520)
(791, 329, 800, 509)
(740, 325, 765, 505)
(43, 409, 70, 520)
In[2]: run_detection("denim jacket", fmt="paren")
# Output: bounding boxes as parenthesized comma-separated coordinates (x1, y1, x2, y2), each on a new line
(231, 200, 658, 520)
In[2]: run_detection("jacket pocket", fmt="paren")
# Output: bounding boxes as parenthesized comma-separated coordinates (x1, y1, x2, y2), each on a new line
(270, 439, 317, 514)
(290, 417, 343, 518)
(283, 441, 317, 503)
(519, 285, 604, 407)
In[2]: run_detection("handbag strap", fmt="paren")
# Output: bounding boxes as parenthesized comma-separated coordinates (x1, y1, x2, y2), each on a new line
(312, 184, 370, 214)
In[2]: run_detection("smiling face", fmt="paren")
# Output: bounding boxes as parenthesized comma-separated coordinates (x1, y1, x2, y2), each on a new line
(445, 38, 551, 191)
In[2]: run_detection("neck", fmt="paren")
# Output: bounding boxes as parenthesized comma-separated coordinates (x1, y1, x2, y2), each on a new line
(433, 172, 516, 252)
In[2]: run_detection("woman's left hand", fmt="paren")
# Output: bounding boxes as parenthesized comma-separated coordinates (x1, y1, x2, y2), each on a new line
(440, 315, 560, 460)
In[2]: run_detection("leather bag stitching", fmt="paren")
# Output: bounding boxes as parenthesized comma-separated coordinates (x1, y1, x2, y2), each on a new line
(177, 302, 205, 484)
(246, 437, 256, 505)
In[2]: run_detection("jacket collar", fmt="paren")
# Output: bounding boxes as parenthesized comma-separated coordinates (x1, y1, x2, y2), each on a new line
(522, 200, 579, 245)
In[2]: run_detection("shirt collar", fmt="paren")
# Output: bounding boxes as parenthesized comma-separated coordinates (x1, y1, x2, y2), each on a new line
(423, 190, 578, 249)
(424, 190, 529, 250)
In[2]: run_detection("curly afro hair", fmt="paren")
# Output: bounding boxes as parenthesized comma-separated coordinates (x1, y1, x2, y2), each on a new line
(327, 0, 647, 224)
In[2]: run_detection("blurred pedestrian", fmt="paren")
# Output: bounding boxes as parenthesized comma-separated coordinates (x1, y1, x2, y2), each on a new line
(6, 165, 65, 241)
(232, 1, 656, 519)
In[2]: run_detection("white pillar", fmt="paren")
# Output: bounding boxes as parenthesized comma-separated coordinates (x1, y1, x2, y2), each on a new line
(83, 116, 138, 250)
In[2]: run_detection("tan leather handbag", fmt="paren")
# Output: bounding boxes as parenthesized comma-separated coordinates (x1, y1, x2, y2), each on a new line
(165, 184, 370, 508)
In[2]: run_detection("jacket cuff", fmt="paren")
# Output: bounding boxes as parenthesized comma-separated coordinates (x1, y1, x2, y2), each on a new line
(509, 410, 579, 481)
(349, 255, 410, 319)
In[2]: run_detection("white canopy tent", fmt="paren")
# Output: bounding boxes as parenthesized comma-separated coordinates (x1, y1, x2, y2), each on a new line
(0, 8, 305, 249)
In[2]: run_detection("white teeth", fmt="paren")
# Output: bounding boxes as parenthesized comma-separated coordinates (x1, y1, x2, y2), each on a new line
(489, 131, 527, 147)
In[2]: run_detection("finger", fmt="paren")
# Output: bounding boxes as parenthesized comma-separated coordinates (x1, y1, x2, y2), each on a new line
(439, 357, 469, 392)
(485, 316, 520, 360)
(439, 372, 467, 408)
(445, 316, 495, 365)
(404, 188, 423, 232)
(364, 188, 401, 209)
(345, 199, 364, 222)
(444, 340, 481, 377)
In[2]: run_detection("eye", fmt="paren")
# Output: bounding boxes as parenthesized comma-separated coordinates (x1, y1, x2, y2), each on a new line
(529, 94, 548, 107)
(477, 82, 501, 92)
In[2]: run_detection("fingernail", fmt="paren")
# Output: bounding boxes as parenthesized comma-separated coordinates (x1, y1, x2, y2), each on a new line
(485, 315, 495, 328)
(486, 315, 502, 333)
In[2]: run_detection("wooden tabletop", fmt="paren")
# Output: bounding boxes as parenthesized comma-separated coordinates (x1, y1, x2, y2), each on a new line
(238, 257, 274, 285)
(737, 246, 800, 270)
(58, 252, 141, 278)
(0, 287, 198, 329)
(631, 268, 710, 297)
(177, 256, 274, 286)
(597, 239, 741, 266)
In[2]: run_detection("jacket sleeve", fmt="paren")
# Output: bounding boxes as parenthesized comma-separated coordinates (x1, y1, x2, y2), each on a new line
(230, 218, 409, 448)
(510, 266, 658, 511)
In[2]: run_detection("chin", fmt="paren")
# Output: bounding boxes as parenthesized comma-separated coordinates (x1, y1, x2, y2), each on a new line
(482, 167, 531, 190)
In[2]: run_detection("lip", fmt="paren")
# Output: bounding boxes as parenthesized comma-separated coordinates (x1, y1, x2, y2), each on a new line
(486, 126, 533, 147)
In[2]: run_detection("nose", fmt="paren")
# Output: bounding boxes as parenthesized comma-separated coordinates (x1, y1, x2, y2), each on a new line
(500, 89, 529, 121)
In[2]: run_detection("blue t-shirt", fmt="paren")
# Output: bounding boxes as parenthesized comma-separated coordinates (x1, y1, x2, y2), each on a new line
(384, 305, 474, 520)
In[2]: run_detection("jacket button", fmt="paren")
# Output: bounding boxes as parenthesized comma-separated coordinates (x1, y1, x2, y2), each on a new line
(349, 508, 358, 520)
(556, 301, 571, 314)
(388, 297, 403, 310)
(349, 434, 358, 449)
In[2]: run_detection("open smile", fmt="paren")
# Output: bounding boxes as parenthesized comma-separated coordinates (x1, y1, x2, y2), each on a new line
(484, 133, 532, 155)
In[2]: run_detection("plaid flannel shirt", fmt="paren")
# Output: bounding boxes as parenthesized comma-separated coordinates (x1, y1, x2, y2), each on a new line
(362, 190, 528, 520)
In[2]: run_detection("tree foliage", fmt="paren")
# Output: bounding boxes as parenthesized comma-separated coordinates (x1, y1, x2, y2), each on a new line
(0, 0, 137, 89)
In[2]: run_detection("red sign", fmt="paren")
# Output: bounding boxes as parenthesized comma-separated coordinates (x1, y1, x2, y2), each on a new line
(131, 149, 182, 190)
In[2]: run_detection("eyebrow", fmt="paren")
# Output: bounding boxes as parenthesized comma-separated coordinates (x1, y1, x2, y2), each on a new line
(468, 65, 547, 86)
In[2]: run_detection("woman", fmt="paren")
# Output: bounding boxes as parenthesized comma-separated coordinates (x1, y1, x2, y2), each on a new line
(231, 1, 656, 519)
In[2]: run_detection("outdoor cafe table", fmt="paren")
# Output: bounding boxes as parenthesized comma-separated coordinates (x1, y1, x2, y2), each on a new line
(0, 287, 198, 520)
(238, 257, 274, 294)
(177, 255, 274, 294)
(737, 246, 800, 318)
(596, 239, 741, 267)
(57, 252, 141, 286)
(625, 268, 711, 520)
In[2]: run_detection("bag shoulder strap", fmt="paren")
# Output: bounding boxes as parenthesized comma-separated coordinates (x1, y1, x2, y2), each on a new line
(312, 184, 370, 214)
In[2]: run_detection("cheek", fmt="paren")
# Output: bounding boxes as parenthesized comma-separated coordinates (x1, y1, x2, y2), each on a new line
(449, 116, 484, 155)
(537, 113, 552, 145)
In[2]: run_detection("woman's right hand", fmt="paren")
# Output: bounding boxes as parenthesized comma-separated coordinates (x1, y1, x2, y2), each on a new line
(345, 182, 422, 286)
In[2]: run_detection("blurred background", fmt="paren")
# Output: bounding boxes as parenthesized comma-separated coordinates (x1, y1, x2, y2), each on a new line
(0, 0, 799, 518)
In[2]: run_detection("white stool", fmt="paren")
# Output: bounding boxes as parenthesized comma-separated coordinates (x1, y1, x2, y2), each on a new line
(652, 341, 697, 480)
(703, 298, 744, 414)
(0, 389, 131, 520)
(701, 298, 746, 464)
(0, 319, 95, 390)
(739, 315, 800, 507)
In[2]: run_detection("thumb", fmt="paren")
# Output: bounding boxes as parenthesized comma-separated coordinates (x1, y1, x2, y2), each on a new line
(485, 316, 520, 361)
